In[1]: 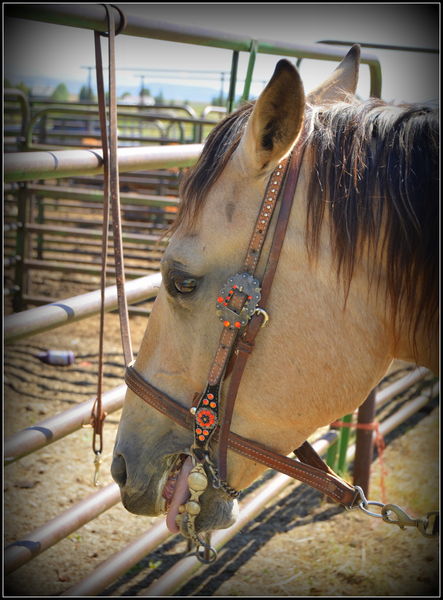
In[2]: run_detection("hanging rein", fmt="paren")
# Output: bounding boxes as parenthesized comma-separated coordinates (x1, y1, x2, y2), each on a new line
(90, 3, 438, 563)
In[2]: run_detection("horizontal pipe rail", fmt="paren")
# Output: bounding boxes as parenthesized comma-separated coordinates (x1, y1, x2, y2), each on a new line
(24, 223, 163, 244)
(375, 367, 430, 408)
(5, 4, 382, 97)
(22, 258, 155, 279)
(9, 184, 179, 206)
(61, 520, 172, 596)
(318, 39, 439, 53)
(21, 295, 152, 316)
(4, 272, 161, 343)
(4, 144, 202, 183)
(4, 384, 126, 465)
(5, 483, 121, 575)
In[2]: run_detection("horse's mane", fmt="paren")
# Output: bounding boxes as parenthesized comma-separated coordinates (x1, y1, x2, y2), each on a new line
(174, 97, 439, 352)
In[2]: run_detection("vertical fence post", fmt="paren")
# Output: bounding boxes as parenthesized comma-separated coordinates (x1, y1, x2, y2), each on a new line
(13, 183, 31, 312)
(336, 413, 353, 474)
(353, 389, 377, 496)
(241, 39, 258, 102)
(227, 50, 239, 113)
(36, 192, 44, 260)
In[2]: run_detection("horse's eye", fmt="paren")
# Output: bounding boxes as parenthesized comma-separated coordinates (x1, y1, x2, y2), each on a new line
(174, 277, 197, 294)
(166, 270, 198, 296)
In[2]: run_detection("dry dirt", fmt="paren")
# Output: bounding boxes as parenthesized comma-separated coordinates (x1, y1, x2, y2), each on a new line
(4, 308, 440, 597)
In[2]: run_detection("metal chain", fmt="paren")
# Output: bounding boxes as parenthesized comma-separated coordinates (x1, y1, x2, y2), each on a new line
(353, 486, 439, 537)
(205, 455, 241, 499)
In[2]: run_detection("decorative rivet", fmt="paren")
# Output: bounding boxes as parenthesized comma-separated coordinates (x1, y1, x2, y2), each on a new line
(190, 407, 196, 415)
(186, 500, 201, 515)
(188, 470, 208, 491)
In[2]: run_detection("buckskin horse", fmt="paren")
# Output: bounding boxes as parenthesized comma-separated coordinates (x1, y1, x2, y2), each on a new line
(111, 45, 438, 556)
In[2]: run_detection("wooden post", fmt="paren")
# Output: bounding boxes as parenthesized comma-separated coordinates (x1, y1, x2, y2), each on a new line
(353, 389, 377, 496)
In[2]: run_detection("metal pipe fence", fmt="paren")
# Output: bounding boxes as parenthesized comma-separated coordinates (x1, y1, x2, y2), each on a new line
(4, 143, 202, 183)
(5, 4, 382, 98)
(4, 145, 201, 311)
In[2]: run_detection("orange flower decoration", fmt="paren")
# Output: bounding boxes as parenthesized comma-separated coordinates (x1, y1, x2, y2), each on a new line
(196, 408, 216, 429)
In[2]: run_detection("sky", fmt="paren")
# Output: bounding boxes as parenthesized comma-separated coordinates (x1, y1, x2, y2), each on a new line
(4, 3, 440, 104)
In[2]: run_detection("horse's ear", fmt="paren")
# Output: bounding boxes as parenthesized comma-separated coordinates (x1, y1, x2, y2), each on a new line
(238, 59, 305, 172)
(307, 44, 360, 104)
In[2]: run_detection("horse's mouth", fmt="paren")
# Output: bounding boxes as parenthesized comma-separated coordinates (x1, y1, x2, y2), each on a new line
(159, 452, 238, 535)
(160, 453, 194, 533)
(161, 453, 188, 510)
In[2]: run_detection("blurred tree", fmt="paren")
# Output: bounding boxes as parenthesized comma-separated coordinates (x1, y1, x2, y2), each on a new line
(79, 85, 95, 101)
(51, 83, 69, 101)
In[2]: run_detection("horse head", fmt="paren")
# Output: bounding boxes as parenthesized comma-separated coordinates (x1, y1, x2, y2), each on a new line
(111, 45, 438, 538)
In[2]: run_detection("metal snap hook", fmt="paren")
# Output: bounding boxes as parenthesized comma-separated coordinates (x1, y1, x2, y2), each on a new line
(93, 451, 103, 486)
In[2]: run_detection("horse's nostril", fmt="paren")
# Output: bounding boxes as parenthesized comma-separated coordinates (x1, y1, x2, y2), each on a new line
(111, 454, 127, 487)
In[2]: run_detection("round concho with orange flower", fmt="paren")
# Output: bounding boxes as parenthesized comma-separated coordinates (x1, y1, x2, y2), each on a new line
(195, 407, 216, 429)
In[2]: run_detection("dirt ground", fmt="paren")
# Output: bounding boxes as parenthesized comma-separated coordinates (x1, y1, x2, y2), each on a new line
(4, 308, 440, 597)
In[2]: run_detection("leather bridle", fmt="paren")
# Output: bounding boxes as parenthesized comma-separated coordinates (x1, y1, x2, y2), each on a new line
(92, 4, 438, 563)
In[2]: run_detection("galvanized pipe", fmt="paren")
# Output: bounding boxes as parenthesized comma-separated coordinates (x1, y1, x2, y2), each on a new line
(5, 4, 382, 97)
(61, 519, 171, 596)
(4, 384, 126, 465)
(376, 367, 429, 408)
(4, 272, 161, 343)
(4, 483, 121, 575)
(10, 184, 180, 207)
(4, 144, 202, 183)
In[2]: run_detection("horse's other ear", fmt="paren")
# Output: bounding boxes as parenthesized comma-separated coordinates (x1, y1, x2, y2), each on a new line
(307, 44, 360, 104)
(238, 59, 305, 172)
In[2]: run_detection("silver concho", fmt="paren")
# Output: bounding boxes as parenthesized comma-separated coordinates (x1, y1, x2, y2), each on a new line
(216, 272, 261, 328)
